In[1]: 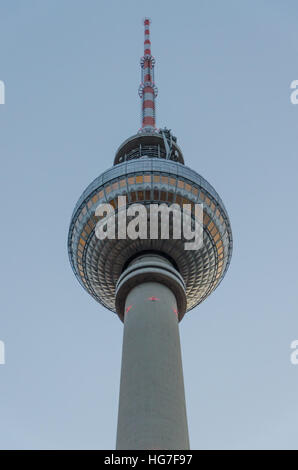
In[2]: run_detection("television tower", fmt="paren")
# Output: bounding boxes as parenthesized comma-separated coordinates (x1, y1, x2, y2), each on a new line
(68, 18, 232, 450)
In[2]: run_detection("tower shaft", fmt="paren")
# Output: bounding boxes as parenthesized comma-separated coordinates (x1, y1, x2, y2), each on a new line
(116, 255, 189, 450)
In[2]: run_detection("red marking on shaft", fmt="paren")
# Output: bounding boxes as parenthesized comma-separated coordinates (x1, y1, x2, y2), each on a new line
(142, 100, 154, 109)
(125, 305, 133, 314)
(143, 116, 155, 126)
(147, 297, 160, 301)
(172, 307, 179, 318)
(143, 86, 154, 93)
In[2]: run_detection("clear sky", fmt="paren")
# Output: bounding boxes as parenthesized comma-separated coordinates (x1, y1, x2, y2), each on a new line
(0, 0, 298, 450)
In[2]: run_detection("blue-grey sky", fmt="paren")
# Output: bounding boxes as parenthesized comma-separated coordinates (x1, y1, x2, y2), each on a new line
(0, 0, 298, 450)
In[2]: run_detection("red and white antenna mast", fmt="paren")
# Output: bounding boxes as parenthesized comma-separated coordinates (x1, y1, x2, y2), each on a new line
(138, 18, 158, 132)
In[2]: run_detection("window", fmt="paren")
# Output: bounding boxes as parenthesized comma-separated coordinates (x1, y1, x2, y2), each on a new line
(214, 233, 220, 242)
(160, 191, 166, 201)
(88, 217, 96, 228)
(167, 192, 174, 203)
(176, 195, 182, 206)
(203, 213, 210, 225)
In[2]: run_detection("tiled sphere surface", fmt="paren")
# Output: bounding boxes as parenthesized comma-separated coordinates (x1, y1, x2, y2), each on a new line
(68, 155, 233, 314)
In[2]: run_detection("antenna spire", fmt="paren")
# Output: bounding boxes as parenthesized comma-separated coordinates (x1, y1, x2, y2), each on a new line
(138, 18, 158, 132)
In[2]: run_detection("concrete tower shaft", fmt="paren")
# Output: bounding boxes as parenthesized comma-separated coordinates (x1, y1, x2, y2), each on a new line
(116, 255, 189, 450)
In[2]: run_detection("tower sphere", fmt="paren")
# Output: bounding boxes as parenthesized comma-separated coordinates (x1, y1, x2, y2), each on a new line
(68, 130, 232, 318)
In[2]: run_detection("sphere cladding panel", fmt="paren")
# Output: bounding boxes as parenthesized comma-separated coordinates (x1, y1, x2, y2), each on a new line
(68, 159, 233, 313)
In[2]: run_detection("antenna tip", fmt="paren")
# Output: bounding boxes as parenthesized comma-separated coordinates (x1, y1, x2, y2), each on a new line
(143, 17, 151, 26)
